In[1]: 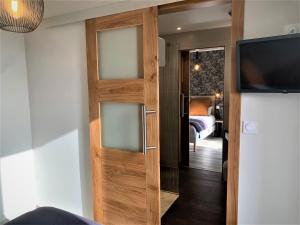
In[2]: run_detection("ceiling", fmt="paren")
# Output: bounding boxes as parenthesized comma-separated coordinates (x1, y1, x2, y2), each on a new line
(43, 0, 231, 34)
(44, 0, 124, 18)
(158, 3, 232, 35)
(43, 0, 181, 19)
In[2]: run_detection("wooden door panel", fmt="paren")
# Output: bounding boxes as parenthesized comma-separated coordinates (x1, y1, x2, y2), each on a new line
(94, 79, 144, 103)
(103, 202, 146, 225)
(143, 8, 160, 225)
(86, 7, 160, 225)
(95, 10, 143, 31)
(102, 150, 147, 225)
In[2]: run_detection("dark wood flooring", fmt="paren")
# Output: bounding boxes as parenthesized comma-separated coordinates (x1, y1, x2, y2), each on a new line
(189, 138, 222, 172)
(161, 168, 226, 225)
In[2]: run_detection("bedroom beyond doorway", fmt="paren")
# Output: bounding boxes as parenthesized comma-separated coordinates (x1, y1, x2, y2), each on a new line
(188, 47, 225, 174)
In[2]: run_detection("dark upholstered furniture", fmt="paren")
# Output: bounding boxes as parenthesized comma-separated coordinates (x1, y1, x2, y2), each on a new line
(5, 207, 100, 225)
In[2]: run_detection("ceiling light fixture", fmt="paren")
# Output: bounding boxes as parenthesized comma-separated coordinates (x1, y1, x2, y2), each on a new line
(0, 0, 44, 33)
(176, 27, 182, 31)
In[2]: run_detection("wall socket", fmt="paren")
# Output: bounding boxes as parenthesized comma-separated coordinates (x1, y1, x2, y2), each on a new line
(284, 23, 300, 34)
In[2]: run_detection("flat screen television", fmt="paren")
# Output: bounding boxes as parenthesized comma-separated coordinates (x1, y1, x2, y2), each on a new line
(237, 33, 300, 93)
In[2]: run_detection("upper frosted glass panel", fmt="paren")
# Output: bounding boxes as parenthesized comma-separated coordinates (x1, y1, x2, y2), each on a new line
(97, 26, 143, 80)
(101, 102, 142, 152)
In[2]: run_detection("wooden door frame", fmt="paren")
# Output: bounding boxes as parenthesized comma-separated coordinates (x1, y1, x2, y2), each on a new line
(226, 1, 244, 224)
(158, 1, 245, 225)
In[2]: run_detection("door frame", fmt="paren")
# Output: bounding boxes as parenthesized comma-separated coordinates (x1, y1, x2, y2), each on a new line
(158, 0, 245, 224)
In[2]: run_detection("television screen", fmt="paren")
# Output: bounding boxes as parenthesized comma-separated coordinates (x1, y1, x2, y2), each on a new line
(237, 34, 300, 93)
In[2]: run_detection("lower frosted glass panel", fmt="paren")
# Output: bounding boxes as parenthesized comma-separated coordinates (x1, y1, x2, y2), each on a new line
(100, 102, 142, 152)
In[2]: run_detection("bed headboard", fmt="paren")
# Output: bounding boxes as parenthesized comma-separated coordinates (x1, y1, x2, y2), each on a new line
(190, 96, 214, 116)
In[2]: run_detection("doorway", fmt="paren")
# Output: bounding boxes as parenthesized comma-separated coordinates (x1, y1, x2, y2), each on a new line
(158, 3, 232, 225)
(162, 46, 228, 224)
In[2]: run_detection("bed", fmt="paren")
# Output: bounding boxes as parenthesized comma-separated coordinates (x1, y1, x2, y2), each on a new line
(4, 207, 100, 225)
(189, 115, 216, 150)
(189, 96, 216, 151)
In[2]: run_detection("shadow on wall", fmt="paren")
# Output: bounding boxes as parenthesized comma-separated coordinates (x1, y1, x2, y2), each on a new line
(24, 22, 92, 218)
(1, 21, 92, 220)
(1, 20, 92, 217)
(0, 30, 37, 220)
(0, 30, 33, 159)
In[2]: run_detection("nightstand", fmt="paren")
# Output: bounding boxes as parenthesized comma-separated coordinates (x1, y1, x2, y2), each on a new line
(214, 120, 223, 137)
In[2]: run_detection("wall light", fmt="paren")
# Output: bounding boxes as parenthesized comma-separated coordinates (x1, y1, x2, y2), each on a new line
(176, 27, 182, 31)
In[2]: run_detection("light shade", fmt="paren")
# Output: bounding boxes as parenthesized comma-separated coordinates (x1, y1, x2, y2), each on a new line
(194, 63, 202, 71)
(0, 0, 44, 33)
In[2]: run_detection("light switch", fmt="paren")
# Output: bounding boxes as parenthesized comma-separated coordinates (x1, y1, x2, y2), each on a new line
(242, 121, 258, 134)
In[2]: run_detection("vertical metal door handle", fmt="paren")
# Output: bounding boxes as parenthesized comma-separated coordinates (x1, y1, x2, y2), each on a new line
(180, 93, 185, 118)
(142, 105, 157, 154)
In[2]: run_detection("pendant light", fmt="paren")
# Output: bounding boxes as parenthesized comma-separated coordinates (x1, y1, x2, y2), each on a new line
(194, 51, 202, 72)
(0, 0, 44, 33)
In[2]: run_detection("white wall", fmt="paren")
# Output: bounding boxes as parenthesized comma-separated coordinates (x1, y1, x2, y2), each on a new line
(0, 32, 4, 223)
(0, 31, 36, 220)
(238, 1, 300, 224)
(25, 22, 91, 218)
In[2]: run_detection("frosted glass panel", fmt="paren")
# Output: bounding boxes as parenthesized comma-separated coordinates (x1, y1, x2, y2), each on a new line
(101, 102, 142, 152)
(98, 26, 143, 79)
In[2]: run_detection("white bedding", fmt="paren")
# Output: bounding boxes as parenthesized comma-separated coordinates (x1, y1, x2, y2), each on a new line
(190, 115, 216, 142)
(190, 115, 216, 129)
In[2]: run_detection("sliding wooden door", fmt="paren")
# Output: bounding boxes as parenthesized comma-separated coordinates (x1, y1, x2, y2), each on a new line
(86, 8, 160, 225)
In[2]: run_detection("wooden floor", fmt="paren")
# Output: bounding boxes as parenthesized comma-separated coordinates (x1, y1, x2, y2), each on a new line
(161, 168, 226, 225)
(161, 191, 179, 217)
(189, 137, 222, 172)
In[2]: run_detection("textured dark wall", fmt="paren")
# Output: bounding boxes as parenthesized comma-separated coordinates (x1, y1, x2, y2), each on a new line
(190, 50, 225, 97)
